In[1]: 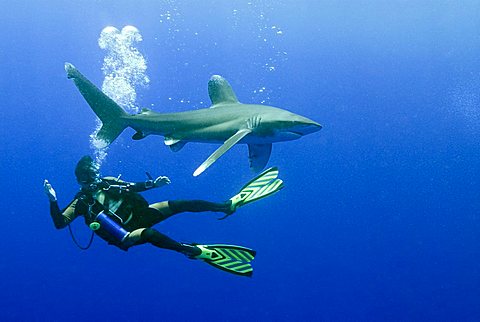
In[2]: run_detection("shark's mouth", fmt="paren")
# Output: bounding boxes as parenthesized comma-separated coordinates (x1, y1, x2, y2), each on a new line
(275, 131, 303, 140)
(289, 131, 304, 136)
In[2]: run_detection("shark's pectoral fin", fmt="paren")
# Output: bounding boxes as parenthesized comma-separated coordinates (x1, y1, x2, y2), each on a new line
(193, 128, 252, 176)
(248, 144, 272, 172)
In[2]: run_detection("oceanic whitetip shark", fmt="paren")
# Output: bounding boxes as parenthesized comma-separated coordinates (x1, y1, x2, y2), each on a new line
(65, 63, 321, 176)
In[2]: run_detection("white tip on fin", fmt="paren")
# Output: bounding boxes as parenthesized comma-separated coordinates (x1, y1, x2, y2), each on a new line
(193, 165, 207, 177)
(192, 128, 252, 176)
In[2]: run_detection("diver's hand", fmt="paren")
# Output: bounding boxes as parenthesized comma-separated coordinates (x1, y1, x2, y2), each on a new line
(153, 176, 171, 188)
(43, 179, 57, 202)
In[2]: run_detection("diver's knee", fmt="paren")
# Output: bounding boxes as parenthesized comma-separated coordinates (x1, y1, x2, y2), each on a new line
(167, 200, 183, 214)
(141, 227, 156, 241)
(128, 228, 145, 241)
(150, 201, 170, 210)
(121, 228, 146, 247)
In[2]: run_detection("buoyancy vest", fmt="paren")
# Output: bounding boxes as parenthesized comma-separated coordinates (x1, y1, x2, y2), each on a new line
(78, 178, 149, 227)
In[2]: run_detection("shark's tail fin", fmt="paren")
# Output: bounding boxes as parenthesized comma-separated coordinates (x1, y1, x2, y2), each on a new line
(65, 62, 129, 146)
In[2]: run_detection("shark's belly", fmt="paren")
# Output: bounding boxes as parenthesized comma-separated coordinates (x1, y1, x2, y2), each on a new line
(241, 132, 302, 144)
(179, 128, 236, 143)
(182, 130, 301, 144)
(132, 112, 303, 144)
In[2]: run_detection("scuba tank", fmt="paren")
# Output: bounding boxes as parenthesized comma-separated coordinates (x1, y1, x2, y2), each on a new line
(71, 175, 145, 249)
(89, 211, 130, 242)
(86, 178, 131, 243)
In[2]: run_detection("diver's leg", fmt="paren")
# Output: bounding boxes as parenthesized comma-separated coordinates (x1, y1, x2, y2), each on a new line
(128, 200, 231, 228)
(148, 201, 173, 218)
(149, 200, 232, 220)
(124, 228, 200, 256)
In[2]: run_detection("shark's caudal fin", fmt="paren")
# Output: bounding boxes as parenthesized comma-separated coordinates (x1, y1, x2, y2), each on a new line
(65, 63, 129, 146)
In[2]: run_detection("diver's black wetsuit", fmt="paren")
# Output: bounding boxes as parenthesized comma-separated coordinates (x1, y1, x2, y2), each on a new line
(49, 176, 231, 254)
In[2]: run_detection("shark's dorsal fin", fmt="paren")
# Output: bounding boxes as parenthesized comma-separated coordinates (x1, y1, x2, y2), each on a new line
(208, 75, 239, 106)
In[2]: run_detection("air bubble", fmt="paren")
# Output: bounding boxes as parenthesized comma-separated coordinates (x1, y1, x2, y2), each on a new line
(92, 25, 150, 164)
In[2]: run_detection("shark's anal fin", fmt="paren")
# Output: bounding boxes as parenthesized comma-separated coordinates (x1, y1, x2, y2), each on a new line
(132, 131, 147, 140)
(193, 128, 252, 176)
(248, 144, 272, 172)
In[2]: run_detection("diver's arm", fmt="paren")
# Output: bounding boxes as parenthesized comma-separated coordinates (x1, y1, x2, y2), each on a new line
(130, 175, 171, 192)
(44, 180, 79, 229)
(49, 199, 79, 229)
(103, 175, 171, 193)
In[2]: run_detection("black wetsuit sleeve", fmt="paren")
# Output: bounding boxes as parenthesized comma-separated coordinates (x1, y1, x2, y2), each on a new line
(49, 199, 81, 229)
(102, 176, 153, 193)
(127, 181, 153, 193)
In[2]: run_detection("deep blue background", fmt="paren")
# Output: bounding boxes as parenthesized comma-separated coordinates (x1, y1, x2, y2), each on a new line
(1, 1, 479, 321)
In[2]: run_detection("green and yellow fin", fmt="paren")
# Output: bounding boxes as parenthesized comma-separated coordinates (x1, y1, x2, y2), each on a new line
(219, 167, 284, 220)
(193, 244, 256, 277)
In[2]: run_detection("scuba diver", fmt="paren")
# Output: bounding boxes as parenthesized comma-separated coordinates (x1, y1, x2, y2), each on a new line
(43, 156, 284, 277)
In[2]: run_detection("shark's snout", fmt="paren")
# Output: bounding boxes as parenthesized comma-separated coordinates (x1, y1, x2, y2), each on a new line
(289, 116, 322, 135)
(298, 120, 322, 135)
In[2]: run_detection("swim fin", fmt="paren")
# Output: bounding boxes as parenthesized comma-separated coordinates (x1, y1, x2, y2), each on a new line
(191, 244, 256, 277)
(219, 166, 284, 220)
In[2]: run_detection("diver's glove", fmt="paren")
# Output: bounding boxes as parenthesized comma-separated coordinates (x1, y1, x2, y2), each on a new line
(43, 179, 57, 202)
(154, 176, 171, 188)
(145, 172, 171, 189)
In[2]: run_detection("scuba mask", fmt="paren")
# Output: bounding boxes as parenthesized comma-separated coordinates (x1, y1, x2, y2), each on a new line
(75, 156, 101, 191)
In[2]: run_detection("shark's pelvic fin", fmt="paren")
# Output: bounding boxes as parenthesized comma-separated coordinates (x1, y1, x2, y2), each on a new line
(164, 137, 181, 146)
(169, 141, 187, 152)
(248, 144, 272, 172)
(208, 75, 239, 106)
(165, 138, 187, 152)
(193, 128, 252, 176)
(65, 62, 128, 146)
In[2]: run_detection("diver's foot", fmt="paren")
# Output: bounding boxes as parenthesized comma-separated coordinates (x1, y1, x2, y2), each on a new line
(218, 167, 284, 221)
(181, 244, 202, 258)
(226, 200, 236, 215)
(187, 244, 256, 277)
(217, 200, 236, 220)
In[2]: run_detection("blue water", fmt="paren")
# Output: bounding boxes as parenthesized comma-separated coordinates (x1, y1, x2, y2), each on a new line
(2, 1, 479, 320)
